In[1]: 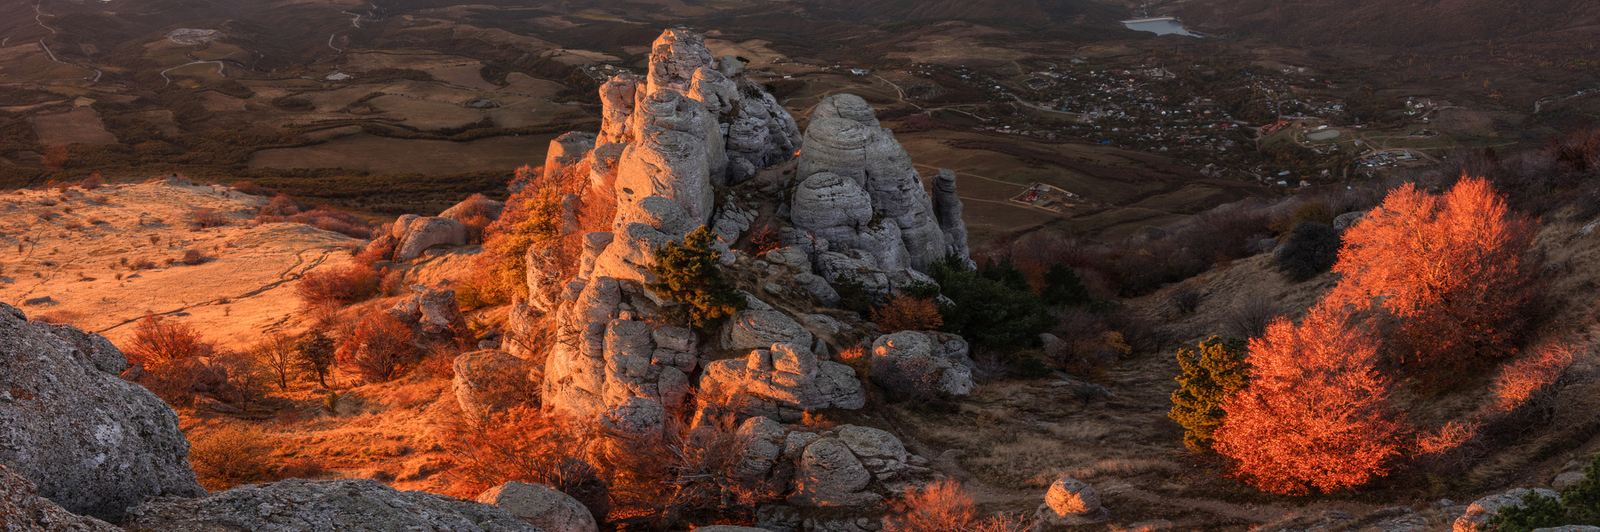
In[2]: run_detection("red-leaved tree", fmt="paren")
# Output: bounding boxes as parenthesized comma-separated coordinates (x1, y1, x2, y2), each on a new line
(1326, 177, 1540, 376)
(1214, 302, 1403, 495)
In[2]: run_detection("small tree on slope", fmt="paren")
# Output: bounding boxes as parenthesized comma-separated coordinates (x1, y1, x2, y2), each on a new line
(1214, 302, 1403, 495)
(1169, 336, 1249, 454)
(646, 226, 747, 331)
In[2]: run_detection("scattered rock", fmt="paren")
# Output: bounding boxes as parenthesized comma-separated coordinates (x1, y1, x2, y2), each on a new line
(394, 216, 468, 261)
(127, 478, 540, 532)
(1554, 471, 1587, 490)
(477, 481, 598, 532)
(1036, 477, 1107, 525)
(870, 331, 975, 397)
(1334, 210, 1367, 230)
(390, 284, 466, 336)
(788, 437, 879, 507)
(698, 343, 864, 423)
(0, 304, 204, 522)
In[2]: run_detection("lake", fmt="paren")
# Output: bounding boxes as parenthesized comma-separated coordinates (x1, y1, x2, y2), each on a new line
(1122, 17, 1199, 37)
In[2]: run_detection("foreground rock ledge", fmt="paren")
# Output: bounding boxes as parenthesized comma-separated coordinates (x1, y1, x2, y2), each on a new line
(0, 303, 204, 522)
(125, 478, 544, 532)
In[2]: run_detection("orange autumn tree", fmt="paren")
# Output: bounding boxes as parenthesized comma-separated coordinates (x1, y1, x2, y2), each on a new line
(1214, 302, 1403, 495)
(1327, 176, 1540, 377)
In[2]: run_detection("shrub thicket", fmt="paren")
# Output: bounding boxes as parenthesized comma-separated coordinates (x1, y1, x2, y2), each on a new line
(1168, 336, 1250, 453)
(338, 313, 420, 384)
(1276, 221, 1342, 282)
(1041, 263, 1091, 307)
(645, 226, 747, 331)
(295, 266, 381, 307)
(927, 255, 1053, 354)
(870, 296, 944, 333)
(883, 480, 1035, 532)
(189, 425, 275, 491)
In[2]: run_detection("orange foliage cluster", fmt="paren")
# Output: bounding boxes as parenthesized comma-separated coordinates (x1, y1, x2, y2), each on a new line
(125, 312, 216, 368)
(1326, 177, 1541, 373)
(1215, 303, 1402, 495)
(337, 313, 420, 384)
(295, 265, 382, 307)
(479, 161, 612, 301)
(1216, 177, 1550, 495)
(870, 296, 944, 333)
(882, 480, 1034, 532)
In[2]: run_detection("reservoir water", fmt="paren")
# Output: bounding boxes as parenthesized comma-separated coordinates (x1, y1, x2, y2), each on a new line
(1122, 17, 1199, 37)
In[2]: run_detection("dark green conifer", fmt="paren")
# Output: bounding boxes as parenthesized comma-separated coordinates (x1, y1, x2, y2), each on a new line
(645, 226, 747, 331)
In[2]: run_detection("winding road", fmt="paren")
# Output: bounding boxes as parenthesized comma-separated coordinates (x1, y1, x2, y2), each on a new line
(27, 0, 103, 82)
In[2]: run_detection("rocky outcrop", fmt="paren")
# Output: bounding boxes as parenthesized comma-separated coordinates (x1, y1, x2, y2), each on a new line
(0, 303, 204, 522)
(597, 29, 799, 187)
(1036, 477, 1108, 525)
(478, 481, 597, 532)
(791, 95, 959, 272)
(697, 343, 865, 423)
(0, 465, 121, 532)
(125, 478, 541, 532)
(931, 169, 971, 262)
(545, 132, 598, 181)
(870, 331, 976, 397)
(390, 284, 466, 337)
(393, 214, 469, 261)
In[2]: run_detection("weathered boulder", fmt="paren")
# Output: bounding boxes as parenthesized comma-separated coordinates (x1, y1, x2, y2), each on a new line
(722, 310, 815, 352)
(598, 74, 640, 145)
(629, 89, 725, 187)
(477, 481, 597, 532)
(395, 216, 469, 261)
(1554, 470, 1587, 490)
(870, 331, 975, 397)
(788, 437, 880, 507)
(837, 425, 909, 479)
(698, 343, 865, 423)
(1334, 210, 1366, 230)
(454, 350, 535, 420)
(0, 464, 121, 531)
(390, 284, 465, 336)
(734, 416, 789, 478)
(125, 478, 541, 532)
(790, 172, 874, 248)
(1036, 477, 1107, 525)
(0, 304, 203, 522)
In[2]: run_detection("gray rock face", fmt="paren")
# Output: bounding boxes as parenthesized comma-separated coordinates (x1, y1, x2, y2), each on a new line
(616, 125, 715, 227)
(453, 350, 534, 420)
(0, 304, 203, 522)
(931, 169, 971, 262)
(1037, 477, 1107, 525)
(0, 464, 121, 531)
(722, 310, 815, 352)
(788, 438, 879, 507)
(792, 95, 956, 271)
(395, 216, 469, 261)
(477, 481, 597, 532)
(837, 425, 909, 479)
(870, 331, 975, 397)
(1455, 489, 1560, 532)
(697, 343, 865, 423)
(126, 478, 541, 532)
(598, 74, 640, 145)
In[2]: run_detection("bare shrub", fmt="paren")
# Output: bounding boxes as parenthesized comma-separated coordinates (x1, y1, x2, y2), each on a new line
(870, 296, 944, 333)
(1168, 284, 1202, 315)
(79, 173, 104, 190)
(252, 333, 299, 391)
(36, 210, 58, 221)
(837, 345, 871, 378)
(126, 313, 215, 368)
(295, 266, 381, 307)
(1225, 294, 1280, 339)
(190, 207, 228, 228)
(188, 425, 275, 491)
(452, 193, 499, 243)
(181, 249, 206, 265)
(883, 479, 1035, 532)
(445, 407, 611, 524)
(337, 313, 420, 384)
(1417, 420, 1480, 456)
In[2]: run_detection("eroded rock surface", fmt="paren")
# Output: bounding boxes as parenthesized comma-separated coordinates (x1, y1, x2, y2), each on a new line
(0, 303, 203, 522)
(0, 465, 120, 531)
(126, 478, 540, 532)
(478, 481, 597, 532)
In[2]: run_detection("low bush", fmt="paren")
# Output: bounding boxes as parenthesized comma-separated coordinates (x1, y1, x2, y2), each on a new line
(645, 226, 747, 331)
(445, 408, 611, 524)
(870, 295, 943, 333)
(295, 265, 381, 307)
(125, 313, 215, 368)
(1276, 222, 1342, 282)
(883, 480, 1034, 532)
(337, 313, 420, 384)
(188, 424, 275, 491)
(451, 193, 499, 244)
